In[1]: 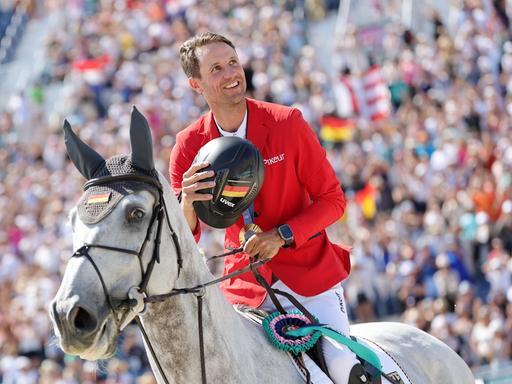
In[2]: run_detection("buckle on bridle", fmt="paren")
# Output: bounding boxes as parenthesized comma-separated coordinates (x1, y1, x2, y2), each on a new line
(73, 244, 90, 257)
(128, 286, 147, 313)
(119, 286, 147, 331)
(193, 286, 206, 298)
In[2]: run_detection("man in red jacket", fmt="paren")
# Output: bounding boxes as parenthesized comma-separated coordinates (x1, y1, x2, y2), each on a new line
(170, 32, 367, 384)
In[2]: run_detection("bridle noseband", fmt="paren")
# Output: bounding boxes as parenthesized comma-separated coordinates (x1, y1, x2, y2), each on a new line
(71, 172, 268, 384)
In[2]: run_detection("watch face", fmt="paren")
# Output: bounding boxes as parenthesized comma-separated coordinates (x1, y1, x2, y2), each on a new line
(279, 224, 293, 240)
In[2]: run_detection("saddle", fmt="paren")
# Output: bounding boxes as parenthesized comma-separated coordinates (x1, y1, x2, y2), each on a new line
(234, 305, 410, 384)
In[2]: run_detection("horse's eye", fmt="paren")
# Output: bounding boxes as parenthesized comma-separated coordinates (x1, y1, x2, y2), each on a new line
(127, 208, 145, 222)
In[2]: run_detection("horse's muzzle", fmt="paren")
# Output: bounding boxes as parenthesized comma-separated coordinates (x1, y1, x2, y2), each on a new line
(49, 298, 101, 351)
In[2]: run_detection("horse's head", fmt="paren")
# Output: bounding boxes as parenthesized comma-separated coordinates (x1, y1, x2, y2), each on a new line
(50, 107, 181, 360)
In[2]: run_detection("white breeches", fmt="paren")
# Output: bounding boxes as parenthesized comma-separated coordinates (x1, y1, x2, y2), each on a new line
(260, 280, 359, 384)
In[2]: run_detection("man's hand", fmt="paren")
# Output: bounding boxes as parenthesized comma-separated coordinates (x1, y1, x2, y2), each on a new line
(180, 161, 215, 232)
(243, 229, 285, 260)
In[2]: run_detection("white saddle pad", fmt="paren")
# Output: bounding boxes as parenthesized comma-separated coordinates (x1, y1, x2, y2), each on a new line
(234, 305, 411, 384)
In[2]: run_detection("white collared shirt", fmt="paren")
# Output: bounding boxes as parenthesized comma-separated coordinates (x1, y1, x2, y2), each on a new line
(215, 109, 247, 139)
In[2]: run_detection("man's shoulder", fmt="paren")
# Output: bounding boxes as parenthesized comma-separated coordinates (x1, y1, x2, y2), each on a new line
(176, 113, 210, 146)
(247, 98, 298, 122)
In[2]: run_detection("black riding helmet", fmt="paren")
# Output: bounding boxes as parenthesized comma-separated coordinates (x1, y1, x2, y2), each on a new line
(192, 137, 264, 228)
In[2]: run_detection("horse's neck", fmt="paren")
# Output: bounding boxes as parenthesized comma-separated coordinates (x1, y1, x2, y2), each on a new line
(138, 185, 300, 383)
(140, 239, 292, 383)
(140, 261, 243, 383)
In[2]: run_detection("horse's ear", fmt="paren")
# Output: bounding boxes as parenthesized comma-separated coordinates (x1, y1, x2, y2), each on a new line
(63, 120, 105, 179)
(130, 106, 154, 171)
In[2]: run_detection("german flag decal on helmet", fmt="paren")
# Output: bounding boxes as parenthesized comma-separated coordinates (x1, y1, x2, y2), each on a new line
(222, 184, 250, 198)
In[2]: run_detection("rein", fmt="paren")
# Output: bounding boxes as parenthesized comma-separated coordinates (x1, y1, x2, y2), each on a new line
(72, 173, 270, 384)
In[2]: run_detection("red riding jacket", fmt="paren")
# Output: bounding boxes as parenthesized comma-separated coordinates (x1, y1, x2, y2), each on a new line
(169, 98, 351, 307)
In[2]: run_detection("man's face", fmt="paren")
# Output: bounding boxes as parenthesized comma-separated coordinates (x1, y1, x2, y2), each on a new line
(189, 42, 247, 107)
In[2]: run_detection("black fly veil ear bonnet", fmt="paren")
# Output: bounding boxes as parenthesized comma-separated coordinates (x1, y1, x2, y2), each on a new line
(64, 107, 160, 224)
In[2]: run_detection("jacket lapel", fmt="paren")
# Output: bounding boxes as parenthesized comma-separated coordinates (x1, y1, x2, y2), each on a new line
(205, 111, 221, 140)
(246, 98, 270, 152)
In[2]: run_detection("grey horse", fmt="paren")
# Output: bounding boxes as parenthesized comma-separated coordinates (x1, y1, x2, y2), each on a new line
(49, 108, 474, 384)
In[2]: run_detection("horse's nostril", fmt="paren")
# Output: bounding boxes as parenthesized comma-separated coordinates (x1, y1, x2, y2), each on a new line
(69, 306, 98, 334)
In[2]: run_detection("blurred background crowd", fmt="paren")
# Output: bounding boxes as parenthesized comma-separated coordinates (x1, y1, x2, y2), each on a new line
(1, 0, 511, 382)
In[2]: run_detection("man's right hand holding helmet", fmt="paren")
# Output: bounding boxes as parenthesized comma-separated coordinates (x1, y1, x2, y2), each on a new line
(180, 161, 215, 232)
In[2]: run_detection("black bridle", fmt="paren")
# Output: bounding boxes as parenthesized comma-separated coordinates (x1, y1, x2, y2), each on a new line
(71, 172, 268, 384)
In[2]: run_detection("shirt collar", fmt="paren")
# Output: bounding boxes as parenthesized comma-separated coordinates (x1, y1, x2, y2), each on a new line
(214, 109, 247, 138)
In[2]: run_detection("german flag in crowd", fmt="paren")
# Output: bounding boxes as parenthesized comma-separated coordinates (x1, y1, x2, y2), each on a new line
(319, 116, 355, 143)
(355, 183, 377, 219)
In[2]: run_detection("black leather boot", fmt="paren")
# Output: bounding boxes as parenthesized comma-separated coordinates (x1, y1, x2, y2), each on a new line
(348, 363, 370, 384)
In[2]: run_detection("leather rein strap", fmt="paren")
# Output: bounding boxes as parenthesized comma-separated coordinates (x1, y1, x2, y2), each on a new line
(72, 173, 270, 384)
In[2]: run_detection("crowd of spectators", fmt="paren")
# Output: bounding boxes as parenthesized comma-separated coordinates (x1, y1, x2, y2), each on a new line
(0, 0, 511, 382)
(330, 0, 512, 370)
